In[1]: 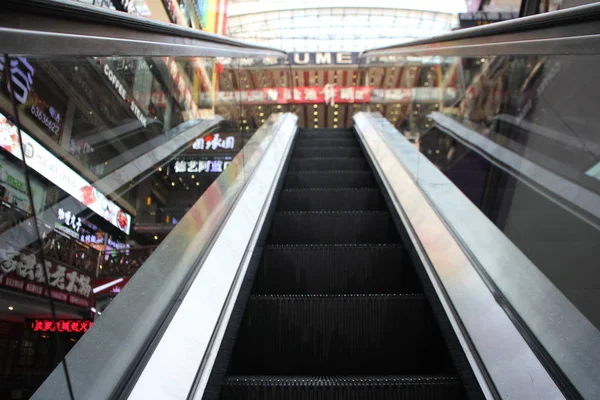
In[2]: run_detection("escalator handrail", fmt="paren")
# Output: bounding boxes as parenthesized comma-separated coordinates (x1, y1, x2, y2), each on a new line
(361, 3, 600, 57)
(0, 0, 287, 57)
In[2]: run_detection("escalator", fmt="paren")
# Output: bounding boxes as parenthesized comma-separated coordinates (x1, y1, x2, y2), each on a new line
(213, 128, 467, 399)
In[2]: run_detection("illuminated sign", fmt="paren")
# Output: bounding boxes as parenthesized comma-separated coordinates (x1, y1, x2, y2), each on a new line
(0, 251, 93, 308)
(192, 133, 235, 151)
(201, 87, 458, 105)
(169, 156, 233, 174)
(29, 319, 93, 333)
(0, 112, 132, 234)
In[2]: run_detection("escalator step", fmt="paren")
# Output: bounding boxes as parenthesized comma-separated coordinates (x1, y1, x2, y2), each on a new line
(254, 244, 421, 294)
(295, 137, 358, 147)
(284, 171, 376, 188)
(292, 146, 363, 158)
(268, 211, 400, 244)
(289, 157, 368, 171)
(228, 294, 445, 375)
(221, 376, 464, 400)
(277, 188, 385, 211)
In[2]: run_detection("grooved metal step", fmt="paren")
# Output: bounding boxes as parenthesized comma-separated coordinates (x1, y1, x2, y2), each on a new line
(289, 157, 368, 171)
(277, 188, 384, 211)
(295, 137, 358, 147)
(220, 376, 464, 400)
(292, 146, 363, 158)
(255, 244, 421, 294)
(284, 171, 376, 188)
(267, 211, 400, 244)
(228, 294, 447, 375)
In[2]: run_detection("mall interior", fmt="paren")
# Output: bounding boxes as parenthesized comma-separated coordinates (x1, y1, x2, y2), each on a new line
(0, 0, 599, 399)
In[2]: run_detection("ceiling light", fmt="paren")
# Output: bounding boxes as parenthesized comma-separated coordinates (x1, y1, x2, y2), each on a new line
(191, 174, 195, 179)
(171, 182, 175, 186)
(196, 182, 200, 186)
(154, 235, 158, 240)
(8, 306, 14, 311)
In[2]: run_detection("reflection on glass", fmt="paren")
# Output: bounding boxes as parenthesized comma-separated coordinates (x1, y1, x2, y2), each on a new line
(0, 50, 290, 397)
(364, 51, 600, 395)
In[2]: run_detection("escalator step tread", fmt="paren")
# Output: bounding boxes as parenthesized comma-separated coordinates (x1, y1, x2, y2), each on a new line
(228, 294, 447, 375)
(284, 171, 376, 188)
(289, 157, 368, 171)
(221, 375, 464, 400)
(255, 244, 421, 294)
(292, 146, 363, 157)
(277, 188, 385, 211)
(268, 211, 400, 244)
(296, 138, 358, 146)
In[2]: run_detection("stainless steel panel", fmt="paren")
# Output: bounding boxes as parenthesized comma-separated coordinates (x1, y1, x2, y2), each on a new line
(354, 112, 565, 400)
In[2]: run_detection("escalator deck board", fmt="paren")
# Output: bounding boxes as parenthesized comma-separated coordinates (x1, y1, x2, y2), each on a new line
(255, 244, 422, 294)
(268, 211, 400, 244)
(221, 376, 464, 400)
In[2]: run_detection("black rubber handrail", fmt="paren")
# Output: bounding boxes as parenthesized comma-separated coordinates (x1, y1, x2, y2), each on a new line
(363, 2, 600, 55)
(2, 0, 287, 55)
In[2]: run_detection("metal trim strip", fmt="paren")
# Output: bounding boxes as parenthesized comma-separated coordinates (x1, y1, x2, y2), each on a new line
(126, 114, 297, 400)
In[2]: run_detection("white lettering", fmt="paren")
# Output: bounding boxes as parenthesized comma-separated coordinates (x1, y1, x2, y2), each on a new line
(336, 52, 353, 64)
(315, 52, 332, 65)
(293, 53, 310, 65)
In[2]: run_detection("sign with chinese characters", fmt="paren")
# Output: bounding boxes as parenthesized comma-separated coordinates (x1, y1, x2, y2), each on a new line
(0, 112, 132, 234)
(1, 56, 67, 139)
(200, 86, 458, 105)
(200, 86, 372, 105)
(191, 133, 238, 151)
(28, 319, 93, 333)
(168, 156, 233, 175)
(0, 251, 94, 308)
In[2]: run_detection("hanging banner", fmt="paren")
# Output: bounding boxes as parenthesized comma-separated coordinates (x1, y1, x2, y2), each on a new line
(0, 112, 132, 234)
(200, 87, 458, 105)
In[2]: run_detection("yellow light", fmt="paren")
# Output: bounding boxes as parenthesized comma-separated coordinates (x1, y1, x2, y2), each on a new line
(259, 112, 264, 117)
(8, 306, 14, 311)
(154, 235, 158, 240)
(242, 119, 247, 123)
(314, 124, 319, 128)
(334, 111, 338, 115)
(261, 119, 265, 123)
(313, 104, 318, 108)
(171, 182, 175, 186)
(191, 174, 195, 179)
(333, 125, 338, 128)
(334, 118, 338, 122)
(146, 196, 152, 206)
(99, 265, 103, 269)
(314, 118, 318, 122)
(334, 104, 339, 108)
(158, 167, 162, 171)
(314, 111, 318, 116)
(196, 182, 200, 186)
(277, 105, 282, 109)
(258, 105, 262, 109)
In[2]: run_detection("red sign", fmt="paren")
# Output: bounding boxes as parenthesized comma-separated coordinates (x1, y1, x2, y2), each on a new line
(28, 319, 93, 333)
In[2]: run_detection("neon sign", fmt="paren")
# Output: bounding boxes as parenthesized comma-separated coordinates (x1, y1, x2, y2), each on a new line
(29, 319, 93, 333)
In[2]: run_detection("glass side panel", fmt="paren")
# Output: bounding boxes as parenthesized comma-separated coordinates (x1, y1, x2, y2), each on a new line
(362, 52, 600, 396)
(0, 51, 290, 398)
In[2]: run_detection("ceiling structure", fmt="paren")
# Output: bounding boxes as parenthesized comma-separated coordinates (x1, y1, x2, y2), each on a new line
(226, 0, 466, 52)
